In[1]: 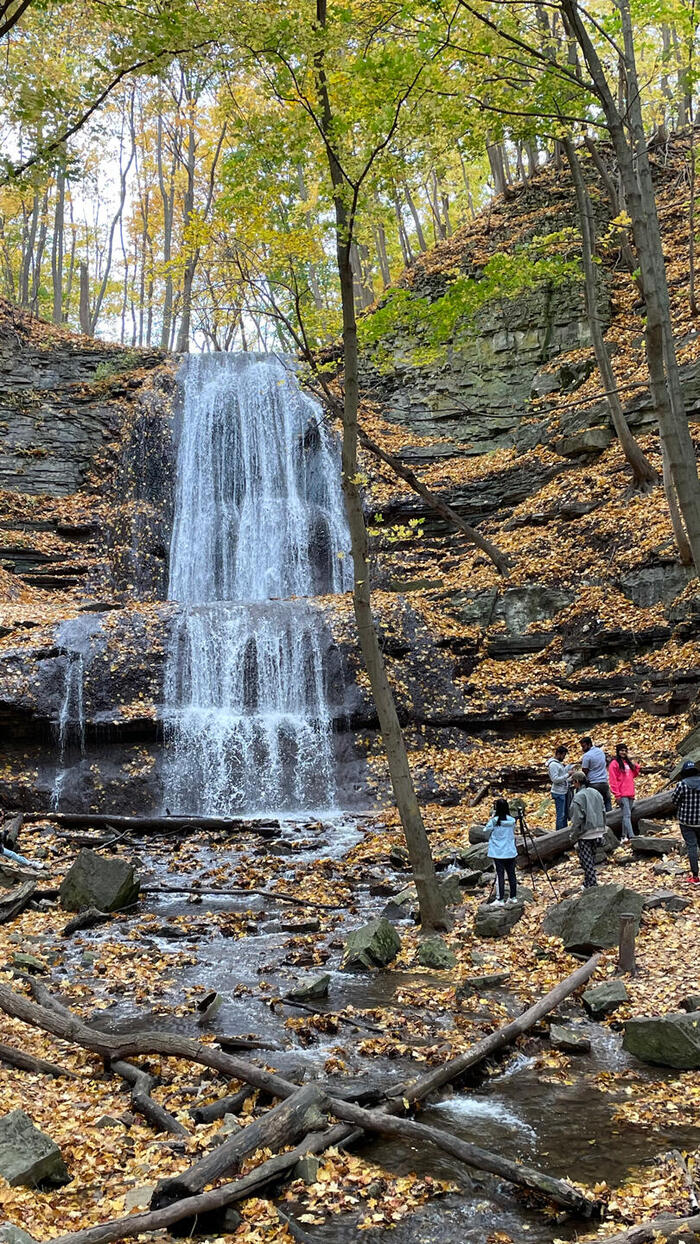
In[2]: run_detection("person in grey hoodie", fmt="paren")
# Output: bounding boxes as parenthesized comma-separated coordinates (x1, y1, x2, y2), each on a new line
(548, 744, 572, 830)
(569, 770, 606, 888)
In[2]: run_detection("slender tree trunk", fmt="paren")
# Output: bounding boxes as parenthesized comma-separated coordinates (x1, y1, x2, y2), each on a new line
(90, 107, 135, 334)
(486, 141, 507, 195)
(157, 112, 176, 351)
(51, 156, 66, 323)
(582, 135, 637, 275)
(18, 190, 39, 306)
(392, 192, 413, 266)
(564, 140, 657, 489)
(402, 181, 428, 251)
(175, 100, 197, 353)
(314, 0, 447, 930)
(661, 439, 693, 564)
(562, 0, 700, 572)
(374, 219, 391, 288)
(29, 188, 49, 313)
(79, 261, 90, 334)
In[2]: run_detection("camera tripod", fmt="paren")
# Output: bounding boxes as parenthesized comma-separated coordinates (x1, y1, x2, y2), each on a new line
(514, 804, 560, 902)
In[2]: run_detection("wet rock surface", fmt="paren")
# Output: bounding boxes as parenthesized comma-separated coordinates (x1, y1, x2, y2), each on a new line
(59, 848, 140, 912)
(623, 1011, 700, 1069)
(0, 1111, 69, 1188)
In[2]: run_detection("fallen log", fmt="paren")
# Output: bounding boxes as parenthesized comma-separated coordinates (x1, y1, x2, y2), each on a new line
(22, 812, 280, 837)
(151, 1083, 328, 1211)
(598, 1212, 700, 1243)
(61, 907, 113, 936)
(395, 953, 600, 1104)
(606, 790, 675, 833)
(112, 1059, 190, 1137)
(0, 1040, 75, 1078)
(47, 1127, 350, 1244)
(332, 1099, 598, 1216)
(0, 980, 304, 1101)
(0, 878, 37, 924)
(18, 977, 189, 1136)
(189, 1086, 254, 1126)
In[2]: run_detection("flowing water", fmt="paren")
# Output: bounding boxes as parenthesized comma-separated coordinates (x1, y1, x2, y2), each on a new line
(163, 352, 351, 815)
(50, 614, 102, 810)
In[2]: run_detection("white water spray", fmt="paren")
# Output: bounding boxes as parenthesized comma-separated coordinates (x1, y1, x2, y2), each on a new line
(164, 353, 350, 815)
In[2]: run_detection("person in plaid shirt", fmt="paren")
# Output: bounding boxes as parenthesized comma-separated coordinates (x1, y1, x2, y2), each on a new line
(672, 759, 700, 885)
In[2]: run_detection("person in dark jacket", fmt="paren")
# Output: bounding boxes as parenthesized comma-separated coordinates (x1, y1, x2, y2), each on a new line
(569, 769, 606, 888)
(672, 759, 700, 885)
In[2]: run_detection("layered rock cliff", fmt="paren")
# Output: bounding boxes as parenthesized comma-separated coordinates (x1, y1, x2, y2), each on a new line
(1, 150, 699, 817)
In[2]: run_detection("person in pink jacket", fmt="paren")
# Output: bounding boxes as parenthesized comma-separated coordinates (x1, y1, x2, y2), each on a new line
(608, 742, 640, 840)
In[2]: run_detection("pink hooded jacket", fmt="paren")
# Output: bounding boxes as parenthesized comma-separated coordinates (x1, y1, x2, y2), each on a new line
(609, 758, 639, 799)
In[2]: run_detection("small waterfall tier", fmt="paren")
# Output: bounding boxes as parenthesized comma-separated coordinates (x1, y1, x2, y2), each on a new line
(164, 353, 351, 816)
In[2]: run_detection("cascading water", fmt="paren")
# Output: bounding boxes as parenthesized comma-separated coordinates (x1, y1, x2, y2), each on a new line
(163, 353, 351, 816)
(50, 615, 101, 810)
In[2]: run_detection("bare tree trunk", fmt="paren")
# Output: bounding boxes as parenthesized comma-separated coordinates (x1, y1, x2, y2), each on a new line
(18, 190, 39, 306)
(314, 0, 447, 930)
(402, 181, 428, 251)
(374, 218, 391, 288)
(486, 140, 507, 195)
(563, 0, 700, 572)
(175, 93, 197, 354)
(661, 439, 693, 563)
(51, 156, 66, 323)
(77, 261, 91, 333)
(564, 140, 657, 489)
(582, 136, 637, 275)
(90, 103, 135, 335)
(392, 192, 413, 266)
(157, 111, 176, 351)
(29, 188, 49, 313)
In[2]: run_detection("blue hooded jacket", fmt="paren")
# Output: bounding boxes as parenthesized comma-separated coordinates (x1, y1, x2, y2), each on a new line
(483, 814, 518, 859)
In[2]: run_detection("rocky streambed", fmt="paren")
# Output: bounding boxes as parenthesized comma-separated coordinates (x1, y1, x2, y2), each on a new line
(1, 814, 699, 1242)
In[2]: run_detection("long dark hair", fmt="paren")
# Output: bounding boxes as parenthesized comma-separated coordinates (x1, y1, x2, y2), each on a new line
(494, 797, 510, 824)
(615, 743, 630, 771)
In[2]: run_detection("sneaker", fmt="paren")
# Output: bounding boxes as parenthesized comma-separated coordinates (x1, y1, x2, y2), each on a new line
(687, 874, 700, 885)
(506, 897, 519, 907)
(492, 898, 505, 907)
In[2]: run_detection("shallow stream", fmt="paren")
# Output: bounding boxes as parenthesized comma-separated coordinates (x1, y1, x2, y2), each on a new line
(44, 817, 700, 1243)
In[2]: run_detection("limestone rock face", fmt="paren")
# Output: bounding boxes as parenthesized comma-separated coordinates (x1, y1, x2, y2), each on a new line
(623, 1012, 700, 1069)
(59, 848, 139, 913)
(0, 1110, 69, 1187)
(342, 917, 401, 970)
(542, 883, 645, 952)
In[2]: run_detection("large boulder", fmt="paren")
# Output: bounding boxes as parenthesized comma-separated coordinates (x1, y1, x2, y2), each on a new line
(342, 918, 401, 971)
(474, 901, 523, 939)
(542, 883, 645, 952)
(623, 1012, 700, 1069)
(549, 1023, 591, 1054)
(582, 980, 629, 1018)
(0, 1110, 70, 1187)
(59, 849, 139, 913)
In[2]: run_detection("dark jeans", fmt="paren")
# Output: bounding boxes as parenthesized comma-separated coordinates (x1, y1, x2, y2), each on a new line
(495, 858, 517, 900)
(552, 792, 568, 831)
(577, 838, 599, 887)
(681, 824, 700, 877)
(590, 781, 612, 812)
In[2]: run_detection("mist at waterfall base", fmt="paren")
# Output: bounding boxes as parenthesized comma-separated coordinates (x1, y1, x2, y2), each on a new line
(163, 353, 353, 817)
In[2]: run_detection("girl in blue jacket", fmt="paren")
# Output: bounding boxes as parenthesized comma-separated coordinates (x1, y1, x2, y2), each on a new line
(483, 798, 518, 906)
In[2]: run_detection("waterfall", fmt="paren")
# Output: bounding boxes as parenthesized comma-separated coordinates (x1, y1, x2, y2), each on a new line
(50, 615, 101, 810)
(164, 353, 350, 816)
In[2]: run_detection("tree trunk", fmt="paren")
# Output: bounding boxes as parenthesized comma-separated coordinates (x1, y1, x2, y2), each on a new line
(151, 1084, 328, 1211)
(157, 112, 176, 351)
(392, 192, 413, 266)
(79, 260, 90, 334)
(661, 438, 693, 564)
(175, 100, 197, 353)
(402, 181, 428, 251)
(314, 1, 447, 931)
(374, 218, 391, 288)
(563, 0, 700, 573)
(564, 140, 657, 489)
(51, 157, 66, 323)
(486, 140, 507, 195)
